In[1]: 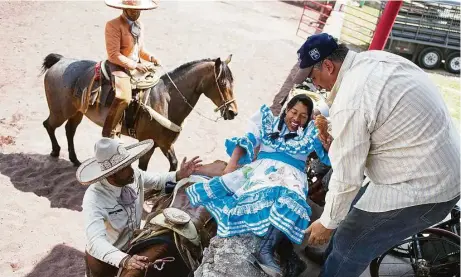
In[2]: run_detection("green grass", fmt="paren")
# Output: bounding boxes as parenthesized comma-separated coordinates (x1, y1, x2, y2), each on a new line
(340, 4, 380, 49)
(428, 73, 460, 129)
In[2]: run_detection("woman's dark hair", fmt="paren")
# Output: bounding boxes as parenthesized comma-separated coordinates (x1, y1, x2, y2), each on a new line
(270, 94, 314, 141)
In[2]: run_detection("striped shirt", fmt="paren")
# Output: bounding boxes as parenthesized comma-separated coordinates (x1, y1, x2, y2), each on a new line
(319, 50, 460, 229)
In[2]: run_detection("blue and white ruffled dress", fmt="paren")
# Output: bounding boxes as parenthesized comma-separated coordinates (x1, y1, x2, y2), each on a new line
(186, 105, 330, 244)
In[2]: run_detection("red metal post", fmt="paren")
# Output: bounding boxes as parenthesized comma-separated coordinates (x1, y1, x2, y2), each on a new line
(368, 0, 403, 50)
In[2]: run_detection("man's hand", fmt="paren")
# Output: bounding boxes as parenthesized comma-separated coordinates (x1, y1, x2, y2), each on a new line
(150, 57, 161, 66)
(305, 220, 334, 246)
(314, 115, 329, 135)
(176, 156, 202, 180)
(136, 63, 149, 73)
(122, 254, 149, 270)
(314, 115, 332, 150)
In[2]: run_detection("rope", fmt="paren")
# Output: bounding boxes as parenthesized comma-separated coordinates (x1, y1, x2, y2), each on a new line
(144, 257, 176, 276)
(158, 65, 224, 123)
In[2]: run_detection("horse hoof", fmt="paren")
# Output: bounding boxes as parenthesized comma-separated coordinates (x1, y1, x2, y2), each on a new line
(50, 150, 60, 158)
(70, 157, 81, 167)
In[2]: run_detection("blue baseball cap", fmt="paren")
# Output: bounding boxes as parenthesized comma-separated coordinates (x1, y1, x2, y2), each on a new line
(297, 33, 338, 69)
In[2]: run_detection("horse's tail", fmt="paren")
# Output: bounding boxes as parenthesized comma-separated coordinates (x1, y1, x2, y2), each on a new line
(40, 53, 63, 75)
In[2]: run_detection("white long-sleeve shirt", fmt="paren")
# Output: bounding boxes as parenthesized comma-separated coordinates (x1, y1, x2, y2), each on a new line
(82, 168, 176, 267)
(319, 50, 460, 229)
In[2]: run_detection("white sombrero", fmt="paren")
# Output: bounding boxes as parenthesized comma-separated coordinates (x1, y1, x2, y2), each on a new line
(76, 138, 154, 185)
(105, 0, 158, 10)
(283, 87, 329, 117)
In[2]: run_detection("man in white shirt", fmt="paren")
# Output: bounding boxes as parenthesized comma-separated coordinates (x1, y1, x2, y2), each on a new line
(299, 33, 460, 276)
(77, 137, 201, 276)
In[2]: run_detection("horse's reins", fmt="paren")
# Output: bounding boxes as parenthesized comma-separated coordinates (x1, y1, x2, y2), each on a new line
(158, 64, 235, 122)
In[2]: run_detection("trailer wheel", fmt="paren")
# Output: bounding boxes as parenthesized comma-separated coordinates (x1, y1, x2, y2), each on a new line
(445, 52, 460, 74)
(418, 47, 442, 69)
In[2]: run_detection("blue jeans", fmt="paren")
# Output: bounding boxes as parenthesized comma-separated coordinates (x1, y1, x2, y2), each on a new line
(319, 185, 460, 277)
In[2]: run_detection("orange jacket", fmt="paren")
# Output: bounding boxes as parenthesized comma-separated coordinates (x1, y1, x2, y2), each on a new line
(105, 15, 154, 70)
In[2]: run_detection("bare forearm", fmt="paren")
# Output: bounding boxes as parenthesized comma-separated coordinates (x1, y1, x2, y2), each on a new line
(228, 146, 246, 166)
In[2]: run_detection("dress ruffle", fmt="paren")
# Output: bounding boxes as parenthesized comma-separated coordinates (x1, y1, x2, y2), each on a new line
(224, 133, 257, 165)
(186, 177, 311, 244)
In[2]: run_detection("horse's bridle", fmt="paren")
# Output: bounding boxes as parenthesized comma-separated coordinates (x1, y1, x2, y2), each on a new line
(160, 64, 234, 122)
(212, 65, 235, 113)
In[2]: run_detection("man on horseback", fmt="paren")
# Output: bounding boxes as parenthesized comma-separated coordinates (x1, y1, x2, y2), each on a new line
(103, 0, 160, 138)
(78, 138, 201, 276)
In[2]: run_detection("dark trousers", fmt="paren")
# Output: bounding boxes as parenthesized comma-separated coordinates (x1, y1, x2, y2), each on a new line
(319, 186, 459, 277)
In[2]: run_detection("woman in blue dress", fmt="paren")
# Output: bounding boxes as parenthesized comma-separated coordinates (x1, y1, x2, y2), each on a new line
(186, 94, 330, 277)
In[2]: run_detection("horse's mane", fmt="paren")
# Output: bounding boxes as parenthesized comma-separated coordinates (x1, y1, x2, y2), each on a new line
(161, 58, 234, 84)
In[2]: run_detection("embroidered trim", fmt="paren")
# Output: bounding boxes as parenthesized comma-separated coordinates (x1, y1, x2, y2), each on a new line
(225, 135, 255, 165)
(278, 197, 310, 220)
(223, 200, 274, 216)
(203, 183, 215, 199)
(98, 145, 130, 171)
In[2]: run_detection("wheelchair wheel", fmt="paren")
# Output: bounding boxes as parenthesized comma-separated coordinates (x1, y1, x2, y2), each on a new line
(370, 228, 460, 277)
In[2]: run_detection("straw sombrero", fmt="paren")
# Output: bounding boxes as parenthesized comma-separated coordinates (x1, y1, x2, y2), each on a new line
(76, 138, 154, 185)
(282, 87, 329, 117)
(105, 0, 158, 10)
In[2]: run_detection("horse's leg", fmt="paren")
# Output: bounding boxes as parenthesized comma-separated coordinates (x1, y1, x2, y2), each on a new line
(85, 252, 118, 277)
(43, 114, 67, 158)
(160, 146, 178, 172)
(65, 112, 84, 166)
(138, 143, 157, 171)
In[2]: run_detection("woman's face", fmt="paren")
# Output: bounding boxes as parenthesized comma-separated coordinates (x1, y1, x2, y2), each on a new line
(284, 101, 309, 132)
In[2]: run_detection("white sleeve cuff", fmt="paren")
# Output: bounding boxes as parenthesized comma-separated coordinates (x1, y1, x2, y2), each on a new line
(101, 250, 129, 268)
(319, 211, 340, 229)
(168, 171, 177, 183)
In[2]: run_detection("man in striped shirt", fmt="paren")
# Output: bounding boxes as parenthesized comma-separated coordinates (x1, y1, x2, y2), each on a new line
(299, 33, 460, 277)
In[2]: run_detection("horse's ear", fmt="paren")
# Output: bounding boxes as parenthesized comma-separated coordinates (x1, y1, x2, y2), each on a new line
(215, 57, 222, 69)
(225, 54, 232, 65)
(214, 58, 223, 78)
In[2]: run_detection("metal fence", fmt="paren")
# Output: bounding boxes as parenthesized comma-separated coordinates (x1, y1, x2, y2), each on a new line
(296, 1, 381, 51)
(340, 2, 380, 50)
(296, 1, 335, 36)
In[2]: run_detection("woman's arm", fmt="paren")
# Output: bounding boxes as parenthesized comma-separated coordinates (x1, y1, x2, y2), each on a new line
(223, 146, 246, 174)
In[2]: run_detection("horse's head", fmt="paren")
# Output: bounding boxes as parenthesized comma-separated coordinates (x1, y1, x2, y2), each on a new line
(204, 55, 238, 120)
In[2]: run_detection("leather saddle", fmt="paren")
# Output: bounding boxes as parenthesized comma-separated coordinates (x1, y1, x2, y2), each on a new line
(138, 160, 227, 271)
(128, 65, 161, 90)
(77, 60, 161, 109)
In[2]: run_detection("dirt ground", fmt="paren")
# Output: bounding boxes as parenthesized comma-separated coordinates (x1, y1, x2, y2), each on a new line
(0, 1, 457, 277)
(0, 1, 311, 276)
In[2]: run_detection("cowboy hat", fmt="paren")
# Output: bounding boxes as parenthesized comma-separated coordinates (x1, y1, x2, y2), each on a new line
(283, 87, 329, 117)
(105, 0, 158, 10)
(76, 138, 154, 185)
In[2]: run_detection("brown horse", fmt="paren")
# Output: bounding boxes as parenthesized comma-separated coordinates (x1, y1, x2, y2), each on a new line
(40, 54, 237, 171)
(85, 160, 227, 277)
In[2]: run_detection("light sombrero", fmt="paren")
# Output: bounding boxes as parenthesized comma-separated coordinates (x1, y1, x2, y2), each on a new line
(105, 0, 158, 10)
(282, 87, 329, 117)
(76, 138, 154, 185)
